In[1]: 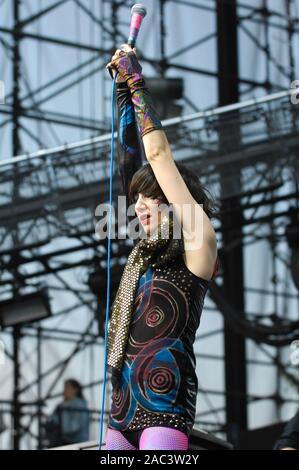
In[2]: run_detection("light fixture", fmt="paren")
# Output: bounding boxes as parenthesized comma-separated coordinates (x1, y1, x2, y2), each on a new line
(146, 77, 184, 120)
(0, 288, 52, 328)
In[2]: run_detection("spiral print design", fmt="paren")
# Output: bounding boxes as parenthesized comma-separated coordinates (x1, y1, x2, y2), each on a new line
(146, 308, 164, 327)
(109, 362, 137, 429)
(126, 274, 189, 357)
(147, 367, 175, 394)
(130, 338, 186, 414)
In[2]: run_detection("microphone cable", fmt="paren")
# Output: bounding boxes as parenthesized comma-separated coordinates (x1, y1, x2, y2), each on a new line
(98, 72, 118, 450)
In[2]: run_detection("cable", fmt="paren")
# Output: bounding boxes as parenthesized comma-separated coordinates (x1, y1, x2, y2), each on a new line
(98, 73, 117, 450)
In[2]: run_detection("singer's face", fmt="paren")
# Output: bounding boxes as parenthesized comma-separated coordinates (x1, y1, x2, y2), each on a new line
(135, 193, 168, 236)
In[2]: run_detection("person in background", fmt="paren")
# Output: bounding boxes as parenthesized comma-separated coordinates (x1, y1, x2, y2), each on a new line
(44, 379, 89, 447)
(274, 409, 299, 450)
(0, 410, 6, 435)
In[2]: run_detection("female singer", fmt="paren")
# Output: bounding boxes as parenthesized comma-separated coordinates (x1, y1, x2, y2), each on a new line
(105, 44, 218, 451)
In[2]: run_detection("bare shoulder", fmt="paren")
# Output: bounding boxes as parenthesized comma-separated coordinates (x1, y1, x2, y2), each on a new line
(182, 228, 217, 281)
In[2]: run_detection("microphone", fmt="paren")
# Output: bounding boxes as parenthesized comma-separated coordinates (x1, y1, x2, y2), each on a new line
(127, 3, 147, 48)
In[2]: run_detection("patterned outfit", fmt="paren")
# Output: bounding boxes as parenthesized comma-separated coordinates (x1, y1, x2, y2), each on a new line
(108, 259, 211, 437)
(106, 53, 217, 449)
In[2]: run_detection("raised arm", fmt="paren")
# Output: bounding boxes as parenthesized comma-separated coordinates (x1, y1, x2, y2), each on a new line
(107, 44, 217, 280)
(115, 82, 143, 209)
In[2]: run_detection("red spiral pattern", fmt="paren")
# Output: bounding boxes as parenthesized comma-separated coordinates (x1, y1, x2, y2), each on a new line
(147, 367, 175, 394)
(146, 308, 164, 327)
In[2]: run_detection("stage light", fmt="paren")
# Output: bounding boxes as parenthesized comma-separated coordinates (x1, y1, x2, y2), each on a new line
(0, 289, 52, 328)
(146, 77, 184, 119)
(146, 77, 183, 100)
(87, 257, 125, 337)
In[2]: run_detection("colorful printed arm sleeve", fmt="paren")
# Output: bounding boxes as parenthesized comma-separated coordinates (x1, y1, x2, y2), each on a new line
(116, 82, 143, 210)
(112, 51, 163, 139)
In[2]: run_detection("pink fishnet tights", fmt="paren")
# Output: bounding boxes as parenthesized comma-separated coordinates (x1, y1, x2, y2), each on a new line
(105, 426, 188, 450)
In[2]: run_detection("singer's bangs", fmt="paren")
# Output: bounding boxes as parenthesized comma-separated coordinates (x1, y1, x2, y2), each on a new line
(129, 162, 218, 219)
(129, 163, 168, 205)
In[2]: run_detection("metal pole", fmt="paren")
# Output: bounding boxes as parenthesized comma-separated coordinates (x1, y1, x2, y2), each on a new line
(12, 325, 21, 450)
(216, 0, 247, 447)
(12, 0, 22, 451)
(37, 327, 43, 449)
(12, 0, 21, 157)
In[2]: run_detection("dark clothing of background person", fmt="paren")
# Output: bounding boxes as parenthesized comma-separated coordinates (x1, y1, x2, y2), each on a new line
(44, 397, 89, 447)
(274, 409, 299, 450)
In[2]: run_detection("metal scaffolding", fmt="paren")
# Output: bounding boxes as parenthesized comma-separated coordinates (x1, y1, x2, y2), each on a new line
(0, 0, 299, 450)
